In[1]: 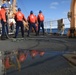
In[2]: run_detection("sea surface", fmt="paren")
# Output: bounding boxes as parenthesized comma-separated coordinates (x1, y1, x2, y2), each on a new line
(44, 28, 69, 34)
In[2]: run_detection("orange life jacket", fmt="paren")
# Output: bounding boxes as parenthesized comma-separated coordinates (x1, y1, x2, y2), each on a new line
(28, 14, 36, 23)
(38, 13, 44, 21)
(0, 8, 6, 22)
(3, 57, 11, 69)
(30, 50, 38, 58)
(19, 53, 27, 62)
(15, 11, 25, 21)
(39, 51, 45, 57)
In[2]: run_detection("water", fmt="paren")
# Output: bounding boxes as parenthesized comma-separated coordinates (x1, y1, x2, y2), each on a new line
(2, 50, 60, 75)
(45, 28, 69, 34)
(2, 49, 74, 75)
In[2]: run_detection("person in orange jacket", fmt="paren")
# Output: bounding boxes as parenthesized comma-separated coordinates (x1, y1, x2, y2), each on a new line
(14, 8, 27, 38)
(0, 4, 9, 40)
(37, 10, 45, 35)
(27, 11, 37, 37)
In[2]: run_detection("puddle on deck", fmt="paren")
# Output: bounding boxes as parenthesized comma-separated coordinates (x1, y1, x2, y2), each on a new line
(0, 49, 72, 75)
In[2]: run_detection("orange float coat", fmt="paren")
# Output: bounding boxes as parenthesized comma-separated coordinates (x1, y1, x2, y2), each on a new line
(0, 8, 6, 22)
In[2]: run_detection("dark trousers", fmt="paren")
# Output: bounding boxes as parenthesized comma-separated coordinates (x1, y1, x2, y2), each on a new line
(1, 20, 8, 36)
(38, 21, 44, 35)
(15, 21, 24, 38)
(27, 23, 37, 36)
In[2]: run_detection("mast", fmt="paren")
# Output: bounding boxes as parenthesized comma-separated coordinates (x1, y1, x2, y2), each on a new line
(12, 0, 17, 14)
(67, 0, 76, 37)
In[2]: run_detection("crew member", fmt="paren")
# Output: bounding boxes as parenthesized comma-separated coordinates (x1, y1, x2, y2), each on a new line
(0, 4, 9, 40)
(37, 10, 45, 35)
(14, 8, 27, 38)
(27, 11, 37, 37)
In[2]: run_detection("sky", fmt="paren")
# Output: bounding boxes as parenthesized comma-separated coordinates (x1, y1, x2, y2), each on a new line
(17, 0, 71, 21)
(0, 0, 72, 28)
(17, 0, 71, 28)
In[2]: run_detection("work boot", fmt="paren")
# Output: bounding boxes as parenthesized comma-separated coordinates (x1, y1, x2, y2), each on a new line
(1, 35, 7, 40)
(22, 35, 24, 38)
(37, 32, 39, 36)
(43, 32, 45, 35)
(13, 36, 16, 38)
(27, 35, 29, 37)
(35, 33, 38, 36)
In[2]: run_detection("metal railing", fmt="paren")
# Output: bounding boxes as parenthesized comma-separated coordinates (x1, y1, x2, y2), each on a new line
(0, 18, 70, 35)
(44, 18, 70, 34)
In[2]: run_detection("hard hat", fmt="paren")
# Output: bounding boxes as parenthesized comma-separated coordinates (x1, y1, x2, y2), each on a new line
(18, 8, 21, 11)
(30, 11, 33, 14)
(39, 10, 42, 13)
(1, 4, 7, 8)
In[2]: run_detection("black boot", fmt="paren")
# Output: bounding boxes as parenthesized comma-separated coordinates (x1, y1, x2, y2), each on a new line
(1, 35, 7, 40)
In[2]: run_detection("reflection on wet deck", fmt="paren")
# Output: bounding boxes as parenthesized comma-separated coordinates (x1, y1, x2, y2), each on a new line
(1, 49, 46, 75)
(1, 49, 73, 75)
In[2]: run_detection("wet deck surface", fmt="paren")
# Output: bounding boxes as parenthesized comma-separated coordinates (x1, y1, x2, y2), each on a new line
(6, 53, 75, 75)
(0, 33, 76, 75)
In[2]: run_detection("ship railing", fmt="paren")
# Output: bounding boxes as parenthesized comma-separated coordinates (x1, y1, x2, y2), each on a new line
(44, 18, 70, 35)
